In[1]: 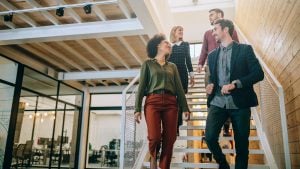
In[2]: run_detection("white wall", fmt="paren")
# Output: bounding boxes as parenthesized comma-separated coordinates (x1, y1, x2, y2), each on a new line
(172, 7, 235, 43)
(149, 0, 174, 36)
(88, 112, 121, 150)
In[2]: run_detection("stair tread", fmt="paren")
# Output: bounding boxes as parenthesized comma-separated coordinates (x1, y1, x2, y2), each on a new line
(188, 88, 206, 92)
(186, 95, 207, 99)
(173, 148, 264, 154)
(179, 125, 256, 130)
(187, 101, 207, 105)
(189, 116, 207, 120)
(143, 162, 269, 169)
(177, 136, 259, 141)
(189, 108, 207, 112)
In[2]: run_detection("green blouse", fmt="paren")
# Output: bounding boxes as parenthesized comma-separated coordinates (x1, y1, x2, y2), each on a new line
(135, 59, 189, 112)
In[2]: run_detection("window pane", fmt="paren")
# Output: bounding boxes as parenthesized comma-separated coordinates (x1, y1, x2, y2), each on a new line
(58, 83, 82, 107)
(195, 44, 202, 58)
(0, 83, 14, 169)
(189, 44, 195, 58)
(0, 56, 18, 84)
(22, 68, 58, 97)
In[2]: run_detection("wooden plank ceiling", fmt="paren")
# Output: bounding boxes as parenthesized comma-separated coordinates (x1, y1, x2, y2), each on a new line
(0, 0, 150, 86)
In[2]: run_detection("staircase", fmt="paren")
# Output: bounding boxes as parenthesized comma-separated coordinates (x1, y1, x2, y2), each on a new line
(142, 62, 270, 169)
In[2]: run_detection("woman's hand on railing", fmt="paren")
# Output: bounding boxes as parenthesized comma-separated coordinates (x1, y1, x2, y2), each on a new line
(134, 112, 142, 124)
(183, 111, 190, 122)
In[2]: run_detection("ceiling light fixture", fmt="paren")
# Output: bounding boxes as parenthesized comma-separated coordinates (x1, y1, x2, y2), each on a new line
(83, 4, 92, 14)
(4, 12, 13, 22)
(56, 7, 64, 17)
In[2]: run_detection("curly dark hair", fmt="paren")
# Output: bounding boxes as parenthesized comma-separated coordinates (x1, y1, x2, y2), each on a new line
(146, 33, 166, 58)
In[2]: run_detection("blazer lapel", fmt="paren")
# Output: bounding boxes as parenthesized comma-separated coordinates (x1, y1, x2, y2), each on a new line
(230, 42, 239, 76)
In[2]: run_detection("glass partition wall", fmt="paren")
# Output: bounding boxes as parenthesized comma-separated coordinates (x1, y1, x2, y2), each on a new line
(0, 54, 83, 169)
(11, 67, 83, 169)
(0, 56, 18, 169)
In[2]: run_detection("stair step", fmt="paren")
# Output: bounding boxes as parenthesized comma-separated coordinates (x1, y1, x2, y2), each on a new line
(143, 162, 269, 169)
(190, 108, 207, 112)
(179, 125, 256, 130)
(192, 84, 206, 88)
(193, 72, 205, 75)
(173, 148, 264, 154)
(188, 88, 206, 93)
(186, 95, 207, 99)
(177, 136, 259, 141)
(194, 79, 205, 83)
(189, 116, 207, 120)
(187, 101, 207, 105)
(189, 116, 254, 121)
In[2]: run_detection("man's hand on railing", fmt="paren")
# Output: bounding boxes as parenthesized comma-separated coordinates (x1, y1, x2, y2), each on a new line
(134, 112, 142, 124)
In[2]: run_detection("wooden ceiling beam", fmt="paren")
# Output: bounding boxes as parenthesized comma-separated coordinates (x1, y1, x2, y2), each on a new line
(35, 43, 84, 71)
(118, 0, 131, 19)
(96, 39, 130, 69)
(56, 41, 99, 71)
(19, 44, 70, 72)
(1, 18, 16, 29)
(98, 80, 109, 86)
(139, 35, 147, 46)
(0, 1, 38, 27)
(26, 0, 60, 25)
(111, 79, 121, 86)
(117, 37, 143, 65)
(93, 6, 107, 21)
(76, 40, 114, 70)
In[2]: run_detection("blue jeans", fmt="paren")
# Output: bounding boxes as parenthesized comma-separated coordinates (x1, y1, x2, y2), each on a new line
(205, 105, 251, 169)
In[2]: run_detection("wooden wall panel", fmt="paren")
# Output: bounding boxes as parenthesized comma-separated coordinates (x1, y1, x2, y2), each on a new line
(235, 0, 300, 168)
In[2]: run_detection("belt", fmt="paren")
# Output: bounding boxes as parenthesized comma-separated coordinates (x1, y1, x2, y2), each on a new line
(148, 89, 174, 96)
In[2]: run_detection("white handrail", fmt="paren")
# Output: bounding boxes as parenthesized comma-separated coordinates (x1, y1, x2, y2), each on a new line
(234, 23, 291, 169)
(251, 108, 278, 169)
(120, 74, 140, 169)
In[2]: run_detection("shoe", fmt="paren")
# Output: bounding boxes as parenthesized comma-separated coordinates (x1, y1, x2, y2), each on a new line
(218, 161, 230, 169)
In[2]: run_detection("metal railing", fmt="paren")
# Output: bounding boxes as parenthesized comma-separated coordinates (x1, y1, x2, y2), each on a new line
(235, 24, 291, 169)
(119, 74, 147, 169)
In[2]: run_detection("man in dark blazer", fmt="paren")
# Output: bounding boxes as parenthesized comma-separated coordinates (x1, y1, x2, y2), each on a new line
(205, 19, 264, 169)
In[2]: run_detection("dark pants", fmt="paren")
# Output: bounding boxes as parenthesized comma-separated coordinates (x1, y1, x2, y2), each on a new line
(205, 66, 231, 134)
(144, 94, 178, 169)
(205, 105, 251, 169)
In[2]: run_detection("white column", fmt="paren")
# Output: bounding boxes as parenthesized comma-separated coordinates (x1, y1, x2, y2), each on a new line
(77, 86, 90, 169)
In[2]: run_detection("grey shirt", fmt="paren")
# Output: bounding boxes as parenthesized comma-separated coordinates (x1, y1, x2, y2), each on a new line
(210, 42, 238, 109)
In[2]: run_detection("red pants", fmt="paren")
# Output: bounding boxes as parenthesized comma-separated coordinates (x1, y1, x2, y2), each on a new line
(144, 94, 178, 169)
